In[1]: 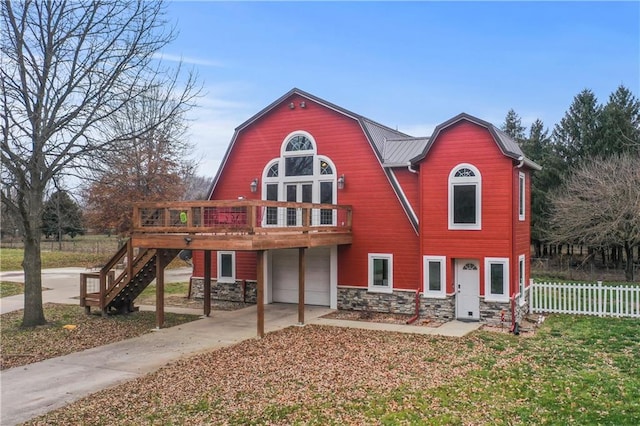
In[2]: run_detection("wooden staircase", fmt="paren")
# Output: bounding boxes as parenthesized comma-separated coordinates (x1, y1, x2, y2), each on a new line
(80, 239, 180, 314)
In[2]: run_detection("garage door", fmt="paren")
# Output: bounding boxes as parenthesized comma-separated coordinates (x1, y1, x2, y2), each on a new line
(272, 248, 330, 306)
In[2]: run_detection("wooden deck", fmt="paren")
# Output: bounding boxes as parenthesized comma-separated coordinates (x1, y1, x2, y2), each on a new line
(81, 200, 352, 337)
(131, 200, 353, 250)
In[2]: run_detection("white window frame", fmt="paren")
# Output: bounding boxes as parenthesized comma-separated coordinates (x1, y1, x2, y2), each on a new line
(261, 132, 338, 227)
(518, 172, 525, 221)
(217, 251, 236, 283)
(448, 163, 482, 230)
(368, 253, 393, 294)
(423, 255, 446, 298)
(518, 254, 526, 306)
(484, 257, 509, 302)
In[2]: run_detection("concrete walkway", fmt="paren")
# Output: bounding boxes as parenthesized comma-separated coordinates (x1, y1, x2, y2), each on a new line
(0, 268, 481, 425)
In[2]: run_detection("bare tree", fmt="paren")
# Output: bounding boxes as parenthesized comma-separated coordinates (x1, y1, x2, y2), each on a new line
(1, 0, 199, 326)
(183, 174, 213, 201)
(548, 154, 640, 281)
(83, 86, 197, 234)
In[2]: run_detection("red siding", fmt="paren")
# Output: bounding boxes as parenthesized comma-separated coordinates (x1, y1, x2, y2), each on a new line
(512, 168, 532, 296)
(392, 168, 420, 217)
(419, 121, 515, 295)
(194, 94, 419, 290)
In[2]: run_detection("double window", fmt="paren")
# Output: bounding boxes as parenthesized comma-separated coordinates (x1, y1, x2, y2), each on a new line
(368, 253, 393, 293)
(424, 255, 446, 298)
(484, 258, 509, 302)
(449, 164, 481, 230)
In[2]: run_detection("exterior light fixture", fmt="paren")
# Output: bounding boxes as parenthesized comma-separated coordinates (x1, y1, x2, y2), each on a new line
(300, 101, 306, 108)
(288, 102, 295, 109)
(250, 178, 259, 193)
(337, 174, 345, 190)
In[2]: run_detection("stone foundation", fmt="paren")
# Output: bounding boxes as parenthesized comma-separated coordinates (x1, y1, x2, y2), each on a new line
(479, 299, 510, 326)
(337, 287, 528, 326)
(478, 298, 529, 327)
(337, 287, 416, 315)
(420, 296, 456, 322)
(190, 278, 257, 304)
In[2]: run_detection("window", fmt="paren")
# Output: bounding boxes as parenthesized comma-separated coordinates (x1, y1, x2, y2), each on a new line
(424, 256, 446, 298)
(285, 135, 313, 152)
(267, 162, 279, 177)
(320, 181, 333, 225)
(217, 251, 235, 283)
(368, 254, 393, 293)
(518, 172, 525, 221)
(265, 184, 278, 225)
(449, 164, 481, 230)
(484, 258, 509, 302)
(320, 160, 333, 175)
(262, 131, 339, 227)
(518, 254, 526, 305)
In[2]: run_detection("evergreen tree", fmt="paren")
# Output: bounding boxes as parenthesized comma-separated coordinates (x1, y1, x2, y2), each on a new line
(552, 89, 602, 169)
(42, 191, 84, 240)
(501, 109, 526, 143)
(597, 85, 640, 156)
(521, 119, 563, 256)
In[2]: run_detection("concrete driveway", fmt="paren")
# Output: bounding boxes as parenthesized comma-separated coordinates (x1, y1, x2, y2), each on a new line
(0, 302, 332, 426)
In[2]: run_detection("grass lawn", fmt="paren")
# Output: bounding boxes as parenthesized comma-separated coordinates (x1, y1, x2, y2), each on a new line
(1, 303, 199, 370)
(0, 248, 190, 271)
(25, 314, 640, 425)
(0, 248, 111, 271)
(0, 281, 24, 297)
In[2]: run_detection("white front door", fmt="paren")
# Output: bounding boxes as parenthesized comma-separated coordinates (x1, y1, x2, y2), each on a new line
(456, 259, 480, 321)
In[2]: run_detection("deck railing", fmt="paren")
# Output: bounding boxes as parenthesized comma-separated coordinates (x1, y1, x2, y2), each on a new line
(132, 200, 353, 234)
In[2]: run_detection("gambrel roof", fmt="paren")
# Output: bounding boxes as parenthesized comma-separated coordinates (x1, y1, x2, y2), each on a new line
(410, 113, 542, 170)
(208, 89, 540, 234)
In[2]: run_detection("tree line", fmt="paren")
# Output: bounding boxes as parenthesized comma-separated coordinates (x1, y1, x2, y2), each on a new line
(501, 86, 640, 281)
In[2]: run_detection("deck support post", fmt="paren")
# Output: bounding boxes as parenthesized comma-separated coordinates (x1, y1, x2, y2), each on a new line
(257, 250, 265, 338)
(204, 250, 212, 317)
(155, 250, 165, 329)
(298, 247, 305, 325)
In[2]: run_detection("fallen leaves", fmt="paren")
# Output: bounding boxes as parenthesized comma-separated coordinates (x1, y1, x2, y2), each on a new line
(0, 303, 199, 370)
(23, 324, 496, 425)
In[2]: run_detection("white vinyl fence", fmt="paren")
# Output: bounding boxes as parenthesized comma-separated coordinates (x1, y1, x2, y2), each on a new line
(530, 280, 640, 318)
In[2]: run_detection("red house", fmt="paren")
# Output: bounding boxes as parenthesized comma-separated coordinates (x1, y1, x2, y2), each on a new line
(191, 88, 540, 326)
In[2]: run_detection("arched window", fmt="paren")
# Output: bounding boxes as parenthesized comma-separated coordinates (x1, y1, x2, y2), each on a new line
(448, 163, 481, 230)
(262, 131, 338, 226)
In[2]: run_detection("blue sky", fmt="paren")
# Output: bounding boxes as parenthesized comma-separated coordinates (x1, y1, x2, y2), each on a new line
(161, 1, 640, 177)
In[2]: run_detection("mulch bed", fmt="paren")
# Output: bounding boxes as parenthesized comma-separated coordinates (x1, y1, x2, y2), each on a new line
(321, 310, 445, 327)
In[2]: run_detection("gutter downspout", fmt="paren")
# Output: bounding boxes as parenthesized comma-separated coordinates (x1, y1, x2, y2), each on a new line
(510, 156, 525, 333)
(406, 289, 421, 324)
(405, 161, 420, 324)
